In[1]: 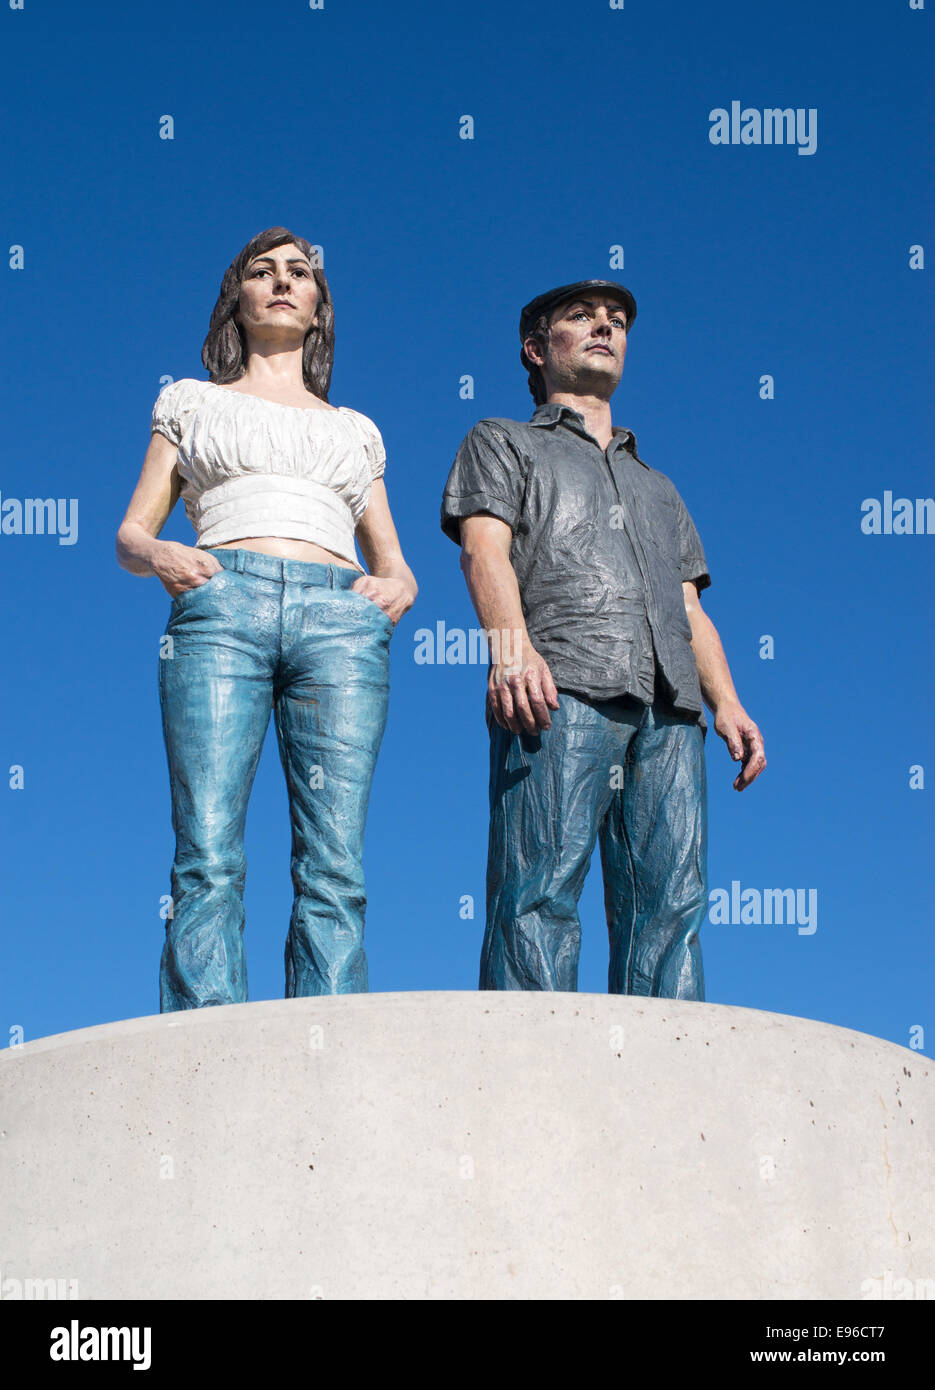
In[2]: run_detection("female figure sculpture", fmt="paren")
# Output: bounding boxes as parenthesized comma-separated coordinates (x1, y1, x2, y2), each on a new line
(117, 226, 416, 1009)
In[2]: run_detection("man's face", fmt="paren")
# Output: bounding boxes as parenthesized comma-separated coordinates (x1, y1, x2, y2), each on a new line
(526, 292, 629, 398)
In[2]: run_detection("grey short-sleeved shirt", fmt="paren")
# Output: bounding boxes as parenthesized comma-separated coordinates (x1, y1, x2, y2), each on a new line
(440, 402, 711, 731)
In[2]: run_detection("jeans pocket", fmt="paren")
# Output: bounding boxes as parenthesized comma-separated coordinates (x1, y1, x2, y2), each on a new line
(171, 570, 223, 609)
(350, 588, 395, 634)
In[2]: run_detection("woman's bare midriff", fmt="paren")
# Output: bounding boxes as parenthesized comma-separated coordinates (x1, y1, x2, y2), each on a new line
(208, 384, 365, 573)
(211, 537, 363, 572)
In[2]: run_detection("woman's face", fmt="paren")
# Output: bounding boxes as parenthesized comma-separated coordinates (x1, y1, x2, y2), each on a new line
(234, 243, 320, 345)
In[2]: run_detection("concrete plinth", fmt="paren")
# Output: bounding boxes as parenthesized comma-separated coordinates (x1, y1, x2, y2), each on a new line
(1, 993, 932, 1300)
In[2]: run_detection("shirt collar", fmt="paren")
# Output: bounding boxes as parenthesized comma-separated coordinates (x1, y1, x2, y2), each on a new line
(529, 401, 647, 466)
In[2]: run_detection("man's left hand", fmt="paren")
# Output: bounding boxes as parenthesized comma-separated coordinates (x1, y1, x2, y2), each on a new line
(714, 701, 766, 791)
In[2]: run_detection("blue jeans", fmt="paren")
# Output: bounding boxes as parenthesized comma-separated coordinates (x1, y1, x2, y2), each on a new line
(157, 547, 392, 1011)
(481, 692, 708, 996)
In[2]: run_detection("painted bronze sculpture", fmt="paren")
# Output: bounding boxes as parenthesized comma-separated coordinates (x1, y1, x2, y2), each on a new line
(441, 280, 765, 995)
(117, 227, 417, 1010)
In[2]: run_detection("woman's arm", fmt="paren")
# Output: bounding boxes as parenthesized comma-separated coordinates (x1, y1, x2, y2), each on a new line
(353, 478, 417, 624)
(116, 431, 220, 593)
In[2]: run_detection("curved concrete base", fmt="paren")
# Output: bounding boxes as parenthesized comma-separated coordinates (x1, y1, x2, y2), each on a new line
(1, 994, 932, 1300)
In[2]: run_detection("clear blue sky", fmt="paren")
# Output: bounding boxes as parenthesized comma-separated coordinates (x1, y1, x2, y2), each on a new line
(2, 0, 931, 1053)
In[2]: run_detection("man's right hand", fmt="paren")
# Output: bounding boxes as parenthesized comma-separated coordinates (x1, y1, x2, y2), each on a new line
(457, 514, 559, 733)
(487, 637, 560, 733)
(153, 541, 224, 598)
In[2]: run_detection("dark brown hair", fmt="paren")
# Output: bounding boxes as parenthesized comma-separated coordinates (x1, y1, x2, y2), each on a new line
(201, 226, 335, 400)
(523, 311, 552, 406)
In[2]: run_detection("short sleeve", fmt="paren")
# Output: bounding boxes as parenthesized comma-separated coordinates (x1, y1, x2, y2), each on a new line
(672, 485, 711, 592)
(440, 420, 526, 545)
(342, 410, 386, 481)
(151, 378, 193, 446)
(366, 422, 386, 481)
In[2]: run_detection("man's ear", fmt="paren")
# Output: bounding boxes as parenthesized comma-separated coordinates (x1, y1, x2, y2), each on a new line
(523, 335, 545, 368)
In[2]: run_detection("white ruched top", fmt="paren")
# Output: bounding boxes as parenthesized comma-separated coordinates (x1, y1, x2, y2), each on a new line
(150, 377, 387, 566)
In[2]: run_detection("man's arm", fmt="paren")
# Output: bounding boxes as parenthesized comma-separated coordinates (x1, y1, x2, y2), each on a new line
(459, 514, 559, 733)
(682, 579, 766, 791)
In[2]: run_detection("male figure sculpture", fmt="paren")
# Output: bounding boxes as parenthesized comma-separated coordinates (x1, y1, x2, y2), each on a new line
(441, 280, 766, 995)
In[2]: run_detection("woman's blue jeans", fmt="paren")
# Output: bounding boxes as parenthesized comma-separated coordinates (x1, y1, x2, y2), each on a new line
(157, 547, 392, 1012)
(481, 691, 708, 997)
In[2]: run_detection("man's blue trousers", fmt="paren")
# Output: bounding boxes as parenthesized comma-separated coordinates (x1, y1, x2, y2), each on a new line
(481, 691, 708, 996)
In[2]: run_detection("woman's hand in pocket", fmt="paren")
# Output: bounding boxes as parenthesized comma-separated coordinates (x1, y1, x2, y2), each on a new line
(153, 541, 224, 598)
(351, 573, 416, 625)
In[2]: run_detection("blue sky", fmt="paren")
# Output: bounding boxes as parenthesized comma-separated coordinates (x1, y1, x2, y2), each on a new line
(1, 0, 931, 1053)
